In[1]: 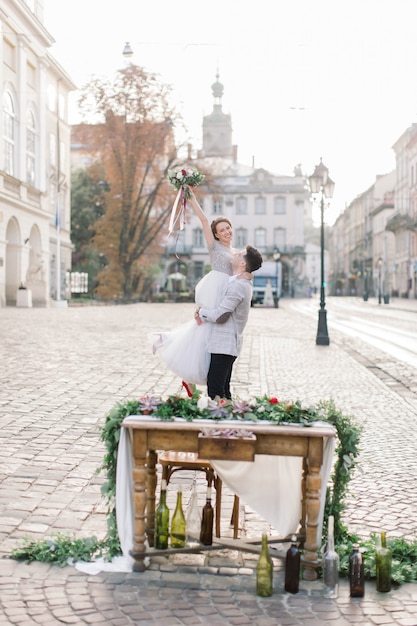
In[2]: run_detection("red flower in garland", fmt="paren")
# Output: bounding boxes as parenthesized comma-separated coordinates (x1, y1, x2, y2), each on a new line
(269, 397, 279, 404)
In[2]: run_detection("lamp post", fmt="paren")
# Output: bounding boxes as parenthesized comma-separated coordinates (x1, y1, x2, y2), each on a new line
(378, 257, 383, 304)
(308, 159, 335, 346)
(273, 248, 280, 308)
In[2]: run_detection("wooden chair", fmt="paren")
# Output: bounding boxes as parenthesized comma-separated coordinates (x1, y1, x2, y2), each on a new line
(158, 451, 240, 539)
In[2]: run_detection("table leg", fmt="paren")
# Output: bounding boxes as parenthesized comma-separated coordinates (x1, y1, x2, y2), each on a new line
(130, 436, 148, 572)
(299, 457, 307, 548)
(302, 438, 323, 581)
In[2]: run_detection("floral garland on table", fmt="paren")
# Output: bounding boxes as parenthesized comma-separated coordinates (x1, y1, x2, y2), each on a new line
(167, 166, 204, 236)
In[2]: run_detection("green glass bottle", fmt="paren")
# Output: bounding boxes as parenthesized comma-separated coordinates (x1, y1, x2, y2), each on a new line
(349, 543, 365, 597)
(200, 485, 214, 546)
(170, 485, 186, 548)
(285, 535, 300, 594)
(376, 531, 392, 592)
(154, 478, 169, 550)
(256, 533, 273, 597)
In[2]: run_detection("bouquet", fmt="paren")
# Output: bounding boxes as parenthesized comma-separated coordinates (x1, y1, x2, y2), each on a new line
(167, 167, 205, 238)
(168, 167, 205, 199)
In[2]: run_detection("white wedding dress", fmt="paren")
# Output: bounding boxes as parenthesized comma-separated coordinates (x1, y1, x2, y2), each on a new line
(152, 241, 235, 384)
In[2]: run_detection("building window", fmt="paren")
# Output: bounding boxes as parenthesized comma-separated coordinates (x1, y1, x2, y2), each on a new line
(235, 228, 247, 247)
(254, 228, 266, 248)
(193, 228, 204, 248)
(50, 180, 57, 223)
(3, 92, 15, 176)
(47, 84, 56, 112)
(27, 62, 36, 88)
(274, 196, 286, 214)
(194, 261, 204, 281)
(255, 196, 266, 214)
(213, 199, 223, 214)
(274, 228, 286, 249)
(236, 196, 247, 214)
(49, 132, 56, 167)
(26, 110, 36, 186)
(4, 39, 16, 71)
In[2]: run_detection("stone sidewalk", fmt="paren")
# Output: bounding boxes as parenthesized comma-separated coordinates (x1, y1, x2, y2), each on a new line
(1, 298, 417, 625)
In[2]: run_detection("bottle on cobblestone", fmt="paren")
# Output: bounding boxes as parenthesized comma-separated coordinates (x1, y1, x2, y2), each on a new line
(349, 543, 365, 597)
(284, 534, 300, 594)
(256, 533, 273, 597)
(186, 479, 201, 547)
(170, 485, 186, 548)
(376, 531, 392, 593)
(323, 515, 339, 598)
(200, 485, 214, 545)
(154, 478, 169, 550)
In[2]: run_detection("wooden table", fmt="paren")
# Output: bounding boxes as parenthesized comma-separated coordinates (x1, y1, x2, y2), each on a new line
(122, 417, 335, 580)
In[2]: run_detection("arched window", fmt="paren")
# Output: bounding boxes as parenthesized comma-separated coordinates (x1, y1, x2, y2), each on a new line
(274, 196, 286, 214)
(254, 228, 266, 248)
(274, 228, 286, 249)
(193, 227, 204, 248)
(26, 110, 36, 186)
(255, 196, 266, 214)
(3, 92, 15, 176)
(236, 196, 247, 215)
(235, 228, 247, 247)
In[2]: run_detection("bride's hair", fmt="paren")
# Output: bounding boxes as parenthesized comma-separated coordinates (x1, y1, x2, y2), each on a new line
(211, 216, 232, 239)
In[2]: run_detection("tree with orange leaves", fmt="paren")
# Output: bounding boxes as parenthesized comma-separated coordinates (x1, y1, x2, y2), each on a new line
(77, 64, 181, 301)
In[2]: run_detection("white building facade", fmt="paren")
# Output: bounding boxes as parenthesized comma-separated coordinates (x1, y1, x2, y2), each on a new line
(0, 0, 74, 306)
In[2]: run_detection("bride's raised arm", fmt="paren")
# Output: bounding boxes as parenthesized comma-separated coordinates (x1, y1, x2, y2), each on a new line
(188, 190, 215, 249)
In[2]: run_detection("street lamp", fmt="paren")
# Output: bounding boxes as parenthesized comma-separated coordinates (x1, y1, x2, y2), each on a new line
(122, 42, 134, 59)
(378, 257, 383, 304)
(308, 159, 335, 346)
(273, 248, 280, 308)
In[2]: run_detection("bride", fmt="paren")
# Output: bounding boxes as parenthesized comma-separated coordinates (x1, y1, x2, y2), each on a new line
(152, 190, 235, 392)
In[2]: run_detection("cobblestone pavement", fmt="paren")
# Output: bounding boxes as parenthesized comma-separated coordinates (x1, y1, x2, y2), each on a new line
(1, 297, 417, 625)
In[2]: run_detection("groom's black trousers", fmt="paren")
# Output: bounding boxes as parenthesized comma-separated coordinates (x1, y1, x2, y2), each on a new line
(207, 353, 237, 400)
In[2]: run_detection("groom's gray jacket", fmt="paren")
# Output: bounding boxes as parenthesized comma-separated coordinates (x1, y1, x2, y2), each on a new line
(199, 277, 252, 357)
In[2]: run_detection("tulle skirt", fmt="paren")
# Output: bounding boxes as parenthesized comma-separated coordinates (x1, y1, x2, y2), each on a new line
(152, 271, 229, 385)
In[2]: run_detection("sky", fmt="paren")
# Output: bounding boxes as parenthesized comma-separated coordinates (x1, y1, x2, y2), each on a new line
(43, 0, 417, 225)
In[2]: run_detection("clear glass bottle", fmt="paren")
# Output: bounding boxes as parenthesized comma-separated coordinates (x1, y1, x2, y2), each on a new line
(285, 534, 300, 594)
(256, 533, 273, 597)
(170, 485, 186, 548)
(349, 543, 365, 597)
(323, 515, 339, 598)
(186, 479, 201, 548)
(154, 478, 169, 550)
(200, 485, 214, 546)
(376, 531, 391, 592)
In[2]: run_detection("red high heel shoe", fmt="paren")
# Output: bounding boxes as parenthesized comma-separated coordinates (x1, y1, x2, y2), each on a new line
(182, 381, 194, 398)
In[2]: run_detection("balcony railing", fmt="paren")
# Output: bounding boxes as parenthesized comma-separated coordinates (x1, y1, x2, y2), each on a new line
(386, 212, 417, 233)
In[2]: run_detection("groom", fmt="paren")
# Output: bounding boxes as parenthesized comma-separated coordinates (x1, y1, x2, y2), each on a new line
(196, 245, 263, 400)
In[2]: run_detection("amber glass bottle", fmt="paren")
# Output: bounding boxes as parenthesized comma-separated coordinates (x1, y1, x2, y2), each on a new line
(284, 535, 300, 594)
(199, 485, 214, 546)
(349, 543, 365, 597)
